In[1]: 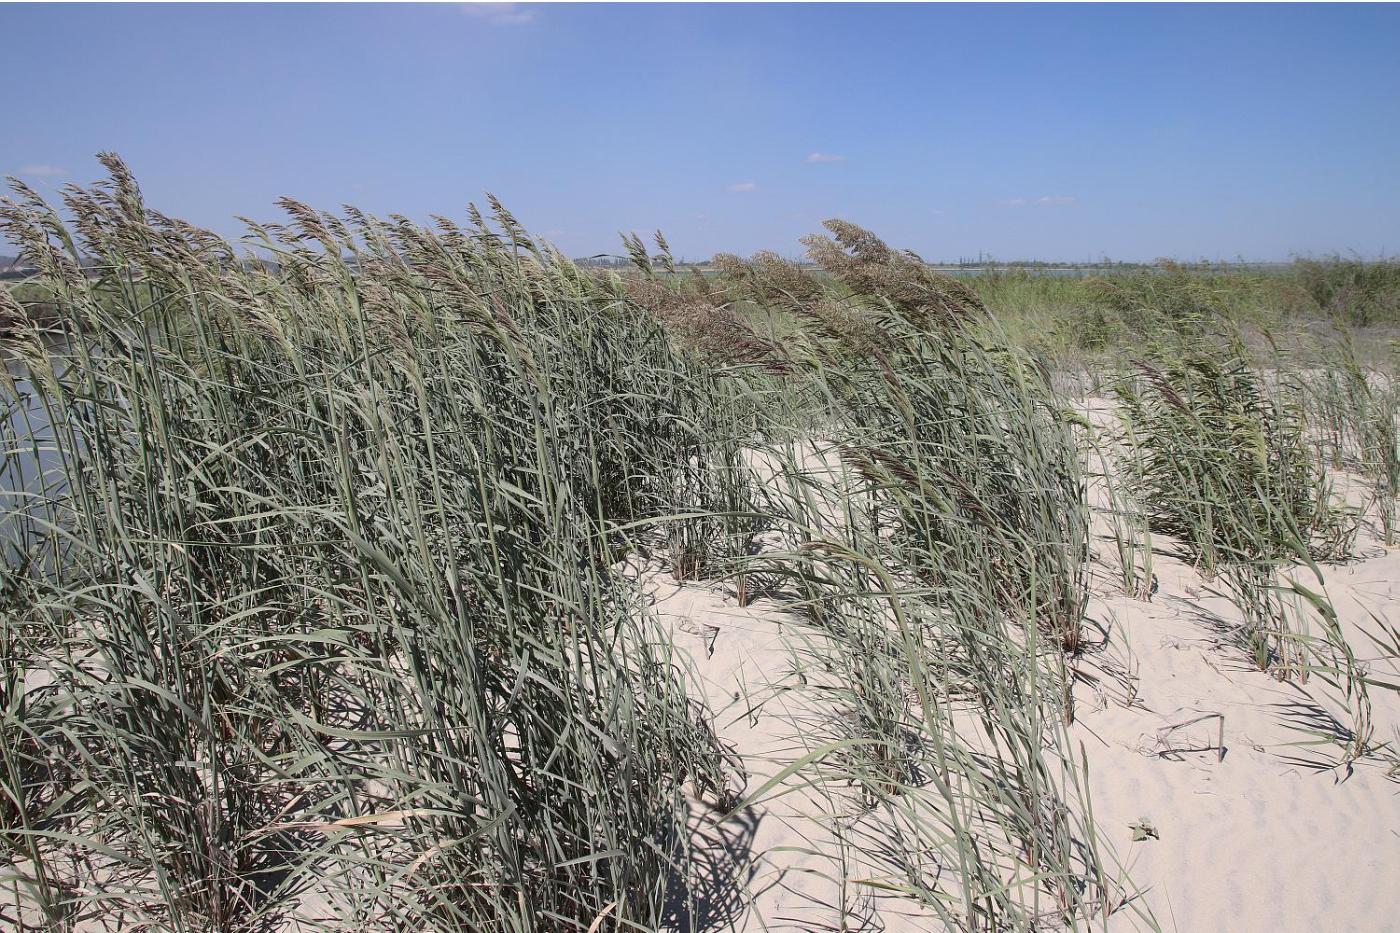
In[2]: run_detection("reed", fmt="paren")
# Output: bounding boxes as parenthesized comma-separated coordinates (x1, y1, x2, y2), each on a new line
(23, 159, 1395, 931)
(1112, 332, 1355, 573)
(1, 157, 741, 930)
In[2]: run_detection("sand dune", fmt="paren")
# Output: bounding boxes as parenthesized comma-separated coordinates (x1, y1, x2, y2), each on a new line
(648, 429, 1400, 932)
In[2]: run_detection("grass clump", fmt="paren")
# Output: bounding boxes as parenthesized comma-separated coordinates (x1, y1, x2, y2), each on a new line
(1110, 329, 1379, 720)
(1113, 333, 1354, 572)
(1298, 334, 1399, 545)
(0, 155, 737, 931)
(692, 225, 1122, 926)
(721, 223, 1090, 653)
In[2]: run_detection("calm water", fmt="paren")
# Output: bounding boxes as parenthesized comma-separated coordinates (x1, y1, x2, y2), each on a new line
(1, 346, 73, 573)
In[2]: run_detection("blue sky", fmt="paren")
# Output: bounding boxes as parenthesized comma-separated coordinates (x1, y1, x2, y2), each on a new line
(2, 3, 1398, 261)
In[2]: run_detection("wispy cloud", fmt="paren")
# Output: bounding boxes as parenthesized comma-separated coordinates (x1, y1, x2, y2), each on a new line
(805, 152, 846, 164)
(461, 3, 538, 26)
(19, 164, 67, 178)
(727, 181, 758, 193)
(999, 195, 1076, 207)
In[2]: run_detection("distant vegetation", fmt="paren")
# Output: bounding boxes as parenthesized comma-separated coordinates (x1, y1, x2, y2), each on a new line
(10, 248, 1400, 344)
(964, 259, 1400, 365)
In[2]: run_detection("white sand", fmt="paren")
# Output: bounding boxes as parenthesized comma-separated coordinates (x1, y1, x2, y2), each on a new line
(649, 431, 1400, 931)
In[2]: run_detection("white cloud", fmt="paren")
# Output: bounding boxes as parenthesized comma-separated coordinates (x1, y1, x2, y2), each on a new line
(19, 164, 67, 178)
(461, 3, 537, 26)
(999, 195, 1076, 207)
(805, 152, 846, 164)
(727, 181, 758, 193)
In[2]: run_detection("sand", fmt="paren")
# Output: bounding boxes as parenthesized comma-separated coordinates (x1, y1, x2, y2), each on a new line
(645, 424, 1400, 932)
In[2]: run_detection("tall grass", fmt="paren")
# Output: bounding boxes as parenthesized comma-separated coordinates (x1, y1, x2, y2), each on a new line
(678, 225, 1127, 926)
(1112, 332, 1355, 573)
(1297, 334, 1399, 545)
(6, 152, 1392, 929)
(16, 158, 1352, 930)
(716, 226, 1089, 652)
(1294, 256, 1400, 328)
(1105, 327, 1383, 763)
(1, 157, 744, 930)
(0, 158, 1124, 930)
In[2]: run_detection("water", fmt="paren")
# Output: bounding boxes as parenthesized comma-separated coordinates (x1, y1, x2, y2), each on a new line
(1, 345, 73, 574)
